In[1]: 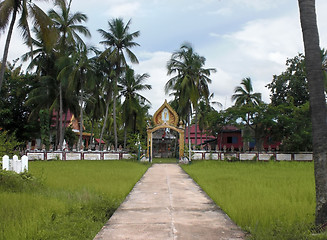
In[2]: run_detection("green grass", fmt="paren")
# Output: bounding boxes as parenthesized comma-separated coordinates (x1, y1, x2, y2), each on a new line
(182, 161, 327, 240)
(0, 160, 149, 240)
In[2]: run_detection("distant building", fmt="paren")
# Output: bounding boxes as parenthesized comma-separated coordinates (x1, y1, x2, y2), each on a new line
(185, 124, 280, 152)
(50, 110, 92, 149)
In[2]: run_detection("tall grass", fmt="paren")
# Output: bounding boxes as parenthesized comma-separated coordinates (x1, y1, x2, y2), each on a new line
(182, 161, 327, 239)
(0, 160, 149, 240)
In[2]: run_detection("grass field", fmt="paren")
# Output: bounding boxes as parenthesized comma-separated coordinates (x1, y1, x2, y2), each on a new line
(2, 159, 327, 239)
(182, 160, 327, 239)
(0, 160, 149, 240)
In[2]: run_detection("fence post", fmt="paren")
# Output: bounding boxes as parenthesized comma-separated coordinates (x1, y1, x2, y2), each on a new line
(12, 155, 21, 173)
(22, 155, 28, 172)
(2, 155, 9, 170)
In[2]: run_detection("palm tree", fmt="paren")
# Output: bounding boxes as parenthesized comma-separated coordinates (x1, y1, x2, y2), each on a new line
(166, 43, 215, 155)
(231, 77, 262, 107)
(232, 77, 262, 151)
(49, 0, 90, 149)
(0, 0, 52, 91)
(96, 55, 114, 150)
(22, 26, 58, 116)
(98, 18, 140, 150)
(59, 45, 96, 150)
(119, 67, 151, 148)
(298, 0, 327, 225)
(84, 56, 106, 146)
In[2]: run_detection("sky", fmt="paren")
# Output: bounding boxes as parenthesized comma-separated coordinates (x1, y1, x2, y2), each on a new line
(1, 0, 327, 115)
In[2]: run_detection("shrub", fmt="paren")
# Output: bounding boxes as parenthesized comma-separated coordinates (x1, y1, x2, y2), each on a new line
(0, 169, 41, 192)
(0, 131, 21, 158)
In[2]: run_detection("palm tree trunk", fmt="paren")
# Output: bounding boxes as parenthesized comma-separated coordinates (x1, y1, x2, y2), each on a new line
(188, 106, 192, 161)
(298, 0, 327, 226)
(113, 79, 118, 151)
(0, 10, 17, 91)
(123, 124, 127, 149)
(79, 84, 84, 151)
(59, 82, 64, 150)
(99, 93, 111, 150)
(194, 106, 198, 148)
(55, 111, 59, 149)
(90, 118, 95, 146)
(62, 110, 68, 147)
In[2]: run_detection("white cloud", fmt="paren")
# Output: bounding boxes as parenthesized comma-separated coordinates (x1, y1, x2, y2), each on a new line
(105, 2, 141, 18)
(226, 16, 303, 61)
(232, 0, 281, 11)
(133, 51, 172, 115)
(208, 7, 232, 16)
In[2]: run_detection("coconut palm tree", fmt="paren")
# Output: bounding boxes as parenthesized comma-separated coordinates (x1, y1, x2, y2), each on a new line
(49, 0, 90, 149)
(59, 45, 96, 150)
(232, 77, 262, 151)
(22, 25, 58, 117)
(119, 67, 151, 147)
(166, 42, 215, 153)
(0, 0, 53, 91)
(98, 18, 140, 150)
(96, 55, 114, 150)
(232, 77, 262, 125)
(298, 0, 327, 225)
(232, 77, 262, 107)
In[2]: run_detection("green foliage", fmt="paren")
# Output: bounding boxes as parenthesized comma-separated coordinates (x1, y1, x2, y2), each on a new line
(64, 126, 78, 149)
(0, 161, 149, 239)
(0, 131, 21, 158)
(0, 62, 39, 142)
(39, 109, 50, 150)
(267, 53, 308, 107)
(0, 169, 41, 192)
(271, 102, 312, 152)
(127, 133, 146, 153)
(182, 161, 317, 239)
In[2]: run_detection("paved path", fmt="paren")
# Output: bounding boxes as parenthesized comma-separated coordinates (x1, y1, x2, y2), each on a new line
(94, 164, 245, 240)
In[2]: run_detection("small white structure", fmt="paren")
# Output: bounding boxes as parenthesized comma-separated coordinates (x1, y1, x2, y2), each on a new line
(2, 155, 28, 173)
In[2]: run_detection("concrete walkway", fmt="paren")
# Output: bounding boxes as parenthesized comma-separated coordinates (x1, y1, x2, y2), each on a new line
(94, 164, 245, 240)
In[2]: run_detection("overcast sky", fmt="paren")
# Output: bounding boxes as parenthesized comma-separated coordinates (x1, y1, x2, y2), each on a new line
(1, 0, 327, 114)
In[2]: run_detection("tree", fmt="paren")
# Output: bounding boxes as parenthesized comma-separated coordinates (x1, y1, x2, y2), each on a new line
(298, 0, 327, 226)
(59, 45, 96, 150)
(231, 77, 262, 150)
(267, 53, 308, 106)
(0, 61, 39, 142)
(197, 99, 214, 147)
(166, 42, 215, 155)
(232, 77, 262, 108)
(98, 18, 140, 150)
(0, 0, 52, 91)
(84, 57, 106, 145)
(49, 0, 90, 149)
(119, 67, 151, 148)
(271, 102, 312, 152)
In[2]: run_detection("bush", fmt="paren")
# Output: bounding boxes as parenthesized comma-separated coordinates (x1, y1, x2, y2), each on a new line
(0, 169, 41, 192)
(0, 131, 21, 158)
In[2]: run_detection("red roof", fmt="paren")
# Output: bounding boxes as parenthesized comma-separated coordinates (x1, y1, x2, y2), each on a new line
(51, 110, 74, 128)
(185, 124, 215, 145)
(95, 138, 105, 144)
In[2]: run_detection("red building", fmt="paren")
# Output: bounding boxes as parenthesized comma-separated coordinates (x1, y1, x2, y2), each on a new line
(51, 110, 92, 149)
(185, 124, 280, 151)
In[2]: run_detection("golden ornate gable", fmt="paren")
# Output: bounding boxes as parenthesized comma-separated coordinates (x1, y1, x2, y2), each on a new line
(153, 100, 179, 127)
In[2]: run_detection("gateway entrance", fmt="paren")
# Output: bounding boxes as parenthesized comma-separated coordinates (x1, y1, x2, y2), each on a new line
(147, 100, 185, 161)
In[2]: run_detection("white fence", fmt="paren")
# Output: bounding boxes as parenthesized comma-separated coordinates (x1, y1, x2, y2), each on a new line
(26, 151, 133, 161)
(23, 151, 313, 162)
(191, 151, 313, 161)
(2, 155, 28, 173)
